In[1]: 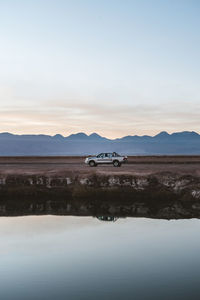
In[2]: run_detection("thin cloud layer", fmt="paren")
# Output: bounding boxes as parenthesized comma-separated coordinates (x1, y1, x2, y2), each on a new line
(0, 100, 199, 138)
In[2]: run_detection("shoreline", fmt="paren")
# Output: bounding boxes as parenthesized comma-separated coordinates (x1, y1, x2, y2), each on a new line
(0, 156, 200, 219)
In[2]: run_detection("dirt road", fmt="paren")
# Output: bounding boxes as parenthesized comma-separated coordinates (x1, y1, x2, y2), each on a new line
(0, 156, 200, 176)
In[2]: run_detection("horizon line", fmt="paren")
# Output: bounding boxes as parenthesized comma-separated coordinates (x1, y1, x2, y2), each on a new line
(0, 130, 199, 140)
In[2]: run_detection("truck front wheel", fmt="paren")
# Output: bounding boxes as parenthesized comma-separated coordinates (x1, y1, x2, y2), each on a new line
(89, 160, 96, 167)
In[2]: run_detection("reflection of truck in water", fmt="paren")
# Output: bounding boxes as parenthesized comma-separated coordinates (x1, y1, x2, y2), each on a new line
(96, 216, 119, 222)
(85, 152, 128, 167)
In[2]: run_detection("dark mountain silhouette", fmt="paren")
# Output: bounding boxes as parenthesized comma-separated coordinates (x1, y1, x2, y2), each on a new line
(53, 134, 64, 139)
(154, 131, 170, 139)
(88, 133, 107, 140)
(0, 131, 199, 155)
(67, 132, 88, 140)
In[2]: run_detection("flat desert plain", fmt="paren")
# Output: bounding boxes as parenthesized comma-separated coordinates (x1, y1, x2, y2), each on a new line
(0, 156, 200, 176)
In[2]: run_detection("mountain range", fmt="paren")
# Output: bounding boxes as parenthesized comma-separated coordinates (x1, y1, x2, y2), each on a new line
(0, 131, 200, 155)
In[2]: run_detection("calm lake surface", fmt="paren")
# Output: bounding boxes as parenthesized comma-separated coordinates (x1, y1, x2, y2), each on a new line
(0, 216, 200, 300)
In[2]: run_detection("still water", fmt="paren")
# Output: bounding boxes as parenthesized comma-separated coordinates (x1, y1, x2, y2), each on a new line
(0, 216, 200, 300)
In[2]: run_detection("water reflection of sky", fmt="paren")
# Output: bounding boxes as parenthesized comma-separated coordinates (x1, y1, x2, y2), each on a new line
(0, 216, 200, 300)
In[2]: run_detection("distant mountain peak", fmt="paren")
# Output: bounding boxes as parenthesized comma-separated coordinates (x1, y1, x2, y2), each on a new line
(154, 131, 170, 138)
(74, 132, 88, 136)
(170, 131, 200, 139)
(67, 132, 88, 139)
(172, 131, 199, 136)
(90, 132, 100, 137)
(53, 134, 64, 139)
(89, 133, 103, 139)
(0, 132, 14, 136)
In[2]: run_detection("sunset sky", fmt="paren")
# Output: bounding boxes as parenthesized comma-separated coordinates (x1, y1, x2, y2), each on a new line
(0, 0, 200, 138)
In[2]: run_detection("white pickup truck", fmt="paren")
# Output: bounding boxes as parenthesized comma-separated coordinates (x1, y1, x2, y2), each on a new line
(85, 152, 128, 167)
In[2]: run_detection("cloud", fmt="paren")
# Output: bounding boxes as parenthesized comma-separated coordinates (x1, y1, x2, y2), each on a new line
(0, 100, 199, 138)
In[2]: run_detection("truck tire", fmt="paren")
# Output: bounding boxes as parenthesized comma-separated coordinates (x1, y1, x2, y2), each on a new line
(89, 160, 96, 167)
(113, 160, 121, 167)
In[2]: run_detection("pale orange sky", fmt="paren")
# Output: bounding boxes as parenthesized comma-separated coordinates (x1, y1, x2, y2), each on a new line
(0, 99, 199, 138)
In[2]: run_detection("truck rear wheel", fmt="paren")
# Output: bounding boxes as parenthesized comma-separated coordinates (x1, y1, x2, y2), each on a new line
(113, 160, 121, 167)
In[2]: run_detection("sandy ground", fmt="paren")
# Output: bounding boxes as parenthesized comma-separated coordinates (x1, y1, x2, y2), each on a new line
(0, 156, 200, 177)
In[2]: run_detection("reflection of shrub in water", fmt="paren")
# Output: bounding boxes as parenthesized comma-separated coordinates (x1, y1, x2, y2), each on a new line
(96, 216, 119, 222)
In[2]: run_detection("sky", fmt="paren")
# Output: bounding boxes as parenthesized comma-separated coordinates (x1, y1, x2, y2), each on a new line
(0, 0, 200, 138)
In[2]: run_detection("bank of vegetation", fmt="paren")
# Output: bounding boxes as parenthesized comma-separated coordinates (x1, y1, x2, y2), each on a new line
(0, 173, 200, 219)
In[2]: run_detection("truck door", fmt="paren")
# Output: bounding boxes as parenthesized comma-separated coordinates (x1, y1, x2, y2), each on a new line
(97, 153, 105, 163)
(106, 153, 113, 163)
